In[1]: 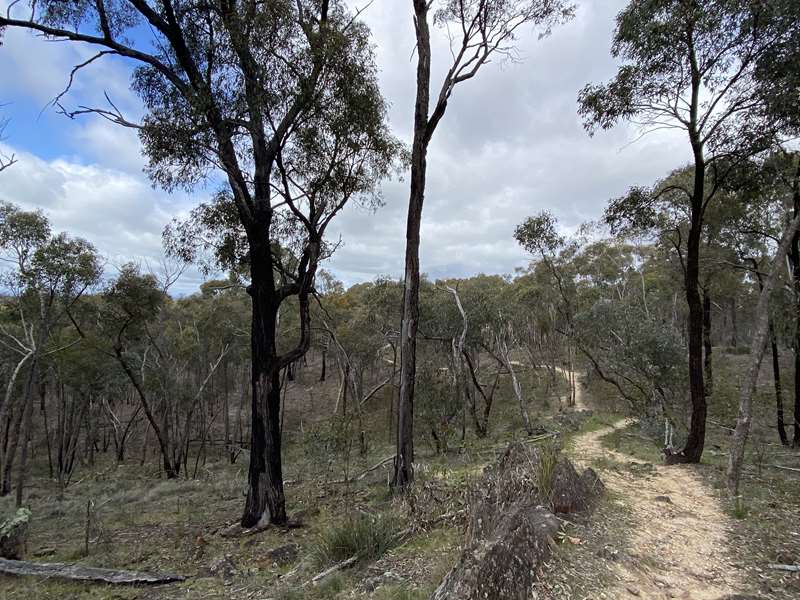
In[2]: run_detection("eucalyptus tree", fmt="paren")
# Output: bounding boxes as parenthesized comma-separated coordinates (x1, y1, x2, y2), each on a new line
(0, 203, 101, 501)
(0, 0, 400, 527)
(579, 0, 794, 462)
(514, 211, 579, 403)
(719, 153, 800, 447)
(393, 0, 574, 489)
(749, 0, 800, 445)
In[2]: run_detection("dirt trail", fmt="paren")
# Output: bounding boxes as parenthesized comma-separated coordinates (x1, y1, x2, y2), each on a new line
(568, 391, 743, 598)
(553, 367, 587, 411)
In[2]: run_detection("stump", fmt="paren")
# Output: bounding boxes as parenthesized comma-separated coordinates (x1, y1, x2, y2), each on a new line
(0, 508, 31, 559)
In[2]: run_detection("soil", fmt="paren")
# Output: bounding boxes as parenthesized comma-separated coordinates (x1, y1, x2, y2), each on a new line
(570, 418, 744, 599)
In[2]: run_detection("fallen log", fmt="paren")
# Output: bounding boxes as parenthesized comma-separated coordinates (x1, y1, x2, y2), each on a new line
(0, 558, 186, 585)
(771, 464, 800, 474)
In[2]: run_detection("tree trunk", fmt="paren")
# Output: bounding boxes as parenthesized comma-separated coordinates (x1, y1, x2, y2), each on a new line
(393, 0, 433, 490)
(770, 322, 789, 446)
(241, 241, 286, 527)
(727, 212, 800, 498)
(677, 168, 707, 464)
(703, 291, 713, 397)
(792, 160, 800, 448)
(753, 262, 789, 447)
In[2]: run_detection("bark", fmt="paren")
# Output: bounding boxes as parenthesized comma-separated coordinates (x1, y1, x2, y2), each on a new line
(394, 0, 433, 490)
(463, 350, 498, 437)
(676, 52, 708, 463)
(113, 348, 179, 479)
(727, 212, 800, 498)
(751, 259, 790, 447)
(792, 159, 800, 448)
(496, 333, 533, 435)
(14, 372, 35, 508)
(445, 286, 468, 442)
(770, 322, 789, 446)
(241, 239, 287, 527)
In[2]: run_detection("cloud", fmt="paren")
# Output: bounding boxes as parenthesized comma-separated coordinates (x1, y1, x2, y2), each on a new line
(323, 0, 691, 286)
(0, 143, 203, 292)
(1, 0, 695, 292)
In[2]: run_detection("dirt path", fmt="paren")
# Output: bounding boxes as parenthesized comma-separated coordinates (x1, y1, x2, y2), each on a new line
(570, 419, 743, 599)
(553, 367, 587, 411)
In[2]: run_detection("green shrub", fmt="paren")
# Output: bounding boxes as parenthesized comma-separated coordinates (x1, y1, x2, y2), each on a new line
(312, 511, 402, 566)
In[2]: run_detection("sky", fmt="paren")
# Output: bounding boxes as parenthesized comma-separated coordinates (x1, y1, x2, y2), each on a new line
(0, 0, 692, 294)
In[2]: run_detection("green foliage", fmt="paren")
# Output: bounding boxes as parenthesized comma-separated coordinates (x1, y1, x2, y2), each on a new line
(514, 210, 564, 257)
(575, 299, 686, 412)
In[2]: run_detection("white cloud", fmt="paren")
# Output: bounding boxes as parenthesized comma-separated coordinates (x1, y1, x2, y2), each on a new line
(1, 0, 697, 292)
(0, 143, 202, 292)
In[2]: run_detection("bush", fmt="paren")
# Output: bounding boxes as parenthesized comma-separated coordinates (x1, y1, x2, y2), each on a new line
(312, 511, 402, 566)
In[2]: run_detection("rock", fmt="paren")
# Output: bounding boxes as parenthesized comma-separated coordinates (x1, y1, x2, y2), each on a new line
(266, 543, 299, 567)
(598, 545, 619, 561)
(430, 443, 603, 600)
(0, 508, 31, 559)
(552, 459, 605, 514)
(33, 546, 56, 557)
(207, 554, 237, 578)
(654, 495, 672, 504)
(431, 505, 559, 600)
(364, 570, 403, 592)
(626, 586, 641, 596)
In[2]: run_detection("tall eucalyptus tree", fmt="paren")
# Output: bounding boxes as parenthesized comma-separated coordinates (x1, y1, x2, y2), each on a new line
(0, 1, 400, 527)
(579, 0, 794, 462)
(394, 0, 574, 488)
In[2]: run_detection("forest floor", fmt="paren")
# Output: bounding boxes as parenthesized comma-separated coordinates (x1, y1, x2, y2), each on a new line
(1, 355, 799, 599)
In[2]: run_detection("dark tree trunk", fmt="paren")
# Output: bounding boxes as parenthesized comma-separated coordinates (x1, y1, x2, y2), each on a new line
(393, 0, 433, 490)
(754, 263, 789, 446)
(730, 297, 738, 348)
(703, 291, 713, 397)
(114, 349, 179, 479)
(320, 348, 327, 382)
(770, 323, 789, 446)
(677, 178, 707, 464)
(241, 239, 287, 527)
(793, 159, 800, 448)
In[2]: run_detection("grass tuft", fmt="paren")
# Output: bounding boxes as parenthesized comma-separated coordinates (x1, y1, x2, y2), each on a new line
(311, 510, 402, 567)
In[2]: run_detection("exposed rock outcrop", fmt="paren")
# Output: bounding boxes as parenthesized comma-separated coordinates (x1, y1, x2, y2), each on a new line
(430, 443, 603, 600)
(0, 508, 31, 559)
